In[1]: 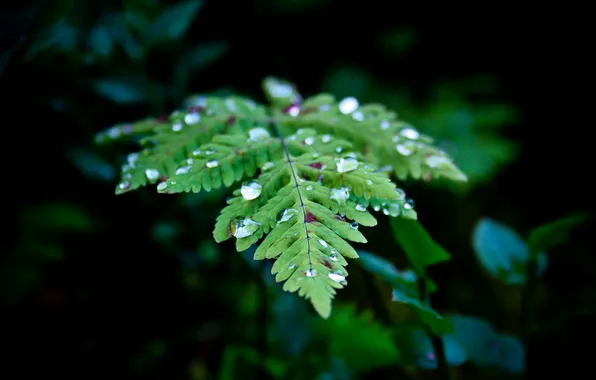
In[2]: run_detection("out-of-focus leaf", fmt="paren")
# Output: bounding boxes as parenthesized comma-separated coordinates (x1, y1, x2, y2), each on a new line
(186, 41, 228, 70)
(394, 325, 467, 369)
(358, 251, 417, 286)
(527, 214, 588, 256)
(95, 78, 145, 104)
(218, 346, 287, 380)
(472, 218, 547, 285)
(20, 202, 95, 233)
(88, 25, 113, 56)
(24, 19, 78, 60)
(392, 287, 451, 335)
(146, 0, 204, 46)
(315, 305, 399, 371)
(377, 27, 416, 54)
(272, 292, 312, 355)
(67, 147, 116, 182)
(450, 315, 524, 373)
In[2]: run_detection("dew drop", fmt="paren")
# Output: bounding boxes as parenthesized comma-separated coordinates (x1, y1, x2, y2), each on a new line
(145, 169, 159, 181)
(400, 127, 419, 140)
(373, 205, 381, 212)
(350, 222, 359, 230)
(396, 188, 406, 199)
(330, 187, 350, 205)
(425, 155, 454, 169)
(287, 104, 300, 117)
(192, 148, 201, 156)
(339, 97, 359, 114)
(305, 269, 317, 277)
(392, 136, 401, 143)
(385, 203, 400, 217)
(352, 111, 364, 121)
(241, 180, 262, 200)
(304, 136, 315, 145)
(118, 181, 130, 190)
(322, 134, 331, 143)
(248, 127, 271, 142)
(336, 157, 359, 173)
(306, 185, 313, 191)
(172, 122, 183, 132)
(231, 217, 261, 238)
(396, 142, 416, 156)
(184, 112, 200, 125)
(366, 179, 373, 185)
(319, 239, 328, 248)
(127, 152, 139, 167)
(355, 204, 366, 212)
(225, 98, 237, 112)
(328, 272, 346, 282)
(329, 251, 338, 262)
(380, 120, 390, 130)
(277, 208, 298, 224)
(261, 162, 274, 171)
(205, 148, 216, 155)
(175, 166, 191, 175)
(157, 182, 167, 191)
(336, 147, 343, 153)
(288, 263, 296, 270)
(186, 158, 194, 165)
(107, 126, 121, 139)
(206, 160, 218, 168)
(319, 104, 330, 112)
(404, 198, 415, 209)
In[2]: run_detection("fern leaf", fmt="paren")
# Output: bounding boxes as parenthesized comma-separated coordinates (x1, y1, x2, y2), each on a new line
(264, 77, 467, 182)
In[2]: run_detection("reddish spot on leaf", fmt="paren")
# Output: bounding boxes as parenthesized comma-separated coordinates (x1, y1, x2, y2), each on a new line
(157, 114, 168, 122)
(424, 173, 431, 182)
(309, 162, 323, 169)
(160, 176, 168, 182)
(322, 260, 333, 269)
(299, 106, 317, 115)
(226, 115, 236, 125)
(188, 106, 205, 113)
(305, 211, 317, 223)
(283, 103, 300, 115)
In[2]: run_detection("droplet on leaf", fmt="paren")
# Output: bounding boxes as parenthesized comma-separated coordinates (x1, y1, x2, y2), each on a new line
(192, 148, 201, 156)
(205, 148, 216, 155)
(175, 166, 191, 175)
(145, 169, 159, 181)
(328, 272, 346, 282)
(172, 122, 183, 132)
(277, 208, 298, 224)
(206, 160, 218, 168)
(350, 222, 359, 230)
(231, 217, 261, 238)
(329, 187, 350, 205)
(352, 111, 364, 121)
(400, 127, 419, 140)
(336, 157, 359, 173)
(241, 180, 262, 200)
(404, 199, 414, 209)
(304, 136, 314, 145)
(380, 120, 390, 130)
(339, 97, 359, 114)
(319, 239, 328, 248)
(306, 185, 313, 191)
(184, 112, 200, 125)
(355, 204, 367, 212)
(118, 181, 130, 190)
(322, 134, 331, 143)
(157, 182, 167, 191)
(248, 127, 270, 142)
(261, 162, 274, 171)
(425, 155, 454, 169)
(305, 269, 317, 277)
(396, 142, 416, 156)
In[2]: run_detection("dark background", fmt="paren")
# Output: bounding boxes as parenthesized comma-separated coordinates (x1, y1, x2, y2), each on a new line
(2, 1, 593, 379)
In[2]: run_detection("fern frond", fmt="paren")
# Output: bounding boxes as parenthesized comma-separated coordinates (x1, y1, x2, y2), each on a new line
(264, 77, 467, 182)
(99, 77, 464, 318)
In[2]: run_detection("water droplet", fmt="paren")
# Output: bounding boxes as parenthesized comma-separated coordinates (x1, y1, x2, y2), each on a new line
(261, 162, 274, 171)
(277, 208, 298, 224)
(192, 148, 201, 156)
(336, 157, 359, 173)
(336, 147, 343, 153)
(396, 188, 406, 199)
(172, 122, 183, 132)
(339, 97, 359, 114)
(385, 203, 400, 217)
(392, 136, 401, 143)
(366, 179, 373, 185)
(328, 272, 346, 282)
(380, 120, 390, 130)
(127, 152, 139, 167)
(145, 169, 159, 181)
(206, 160, 218, 168)
(350, 222, 359, 230)
(240, 180, 262, 200)
(352, 111, 364, 121)
(425, 155, 454, 169)
(118, 181, 130, 190)
(306, 185, 313, 191)
(297, 129, 305, 134)
(355, 204, 366, 212)
(373, 205, 381, 212)
(304, 136, 315, 145)
(400, 127, 419, 140)
(205, 148, 216, 155)
(157, 182, 167, 191)
(225, 98, 237, 112)
(107, 126, 121, 139)
(319, 239, 328, 248)
(186, 158, 194, 165)
(175, 165, 191, 175)
(184, 112, 200, 125)
(319, 104, 330, 112)
(396, 142, 416, 156)
(305, 269, 317, 277)
(288, 263, 296, 270)
(329, 251, 338, 262)
(248, 127, 270, 142)
(322, 134, 331, 143)
(231, 217, 261, 238)
(330, 187, 350, 205)
(286, 104, 300, 117)
(404, 199, 415, 209)
(269, 81, 294, 98)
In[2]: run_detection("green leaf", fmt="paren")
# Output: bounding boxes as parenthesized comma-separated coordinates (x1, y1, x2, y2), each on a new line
(472, 217, 547, 285)
(392, 287, 451, 335)
(146, 0, 204, 46)
(95, 79, 145, 104)
(393, 325, 467, 369)
(20, 203, 95, 233)
(316, 305, 399, 371)
(527, 214, 589, 256)
(391, 218, 451, 275)
(358, 250, 417, 287)
(449, 315, 524, 373)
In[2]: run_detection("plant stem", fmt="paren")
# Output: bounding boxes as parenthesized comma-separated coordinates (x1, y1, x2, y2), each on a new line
(417, 277, 450, 380)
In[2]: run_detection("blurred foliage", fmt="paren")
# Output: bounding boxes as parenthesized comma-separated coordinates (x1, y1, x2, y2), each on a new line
(2, 1, 594, 380)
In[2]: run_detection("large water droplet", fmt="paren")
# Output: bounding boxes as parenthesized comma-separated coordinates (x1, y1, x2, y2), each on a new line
(396, 188, 406, 199)
(330, 187, 350, 205)
(248, 127, 270, 142)
(118, 181, 130, 190)
(404, 198, 415, 209)
(400, 127, 419, 140)
(425, 155, 454, 169)
(355, 204, 367, 212)
(328, 272, 346, 282)
(175, 165, 191, 175)
(277, 208, 298, 224)
(336, 147, 343, 153)
(286, 104, 300, 117)
(145, 169, 159, 181)
(127, 152, 139, 167)
(304, 136, 314, 145)
(350, 222, 359, 230)
(305, 269, 317, 277)
(261, 162, 274, 171)
(396, 142, 416, 156)
(352, 111, 364, 121)
(336, 157, 359, 173)
(192, 148, 201, 156)
(373, 205, 381, 212)
(319, 239, 328, 248)
(306, 185, 313, 191)
(384, 203, 400, 217)
(380, 120, 390, 130)
(157, 182, 167, 191)
(339, 97, 359, 114)
(184, 112, 200, 125)
(240, 180, 262, 200)
(172, 122, 183, 132)
(322, 134, 331, 143)
(206, 160, 218, 168)
(231, 217, 261, 238)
